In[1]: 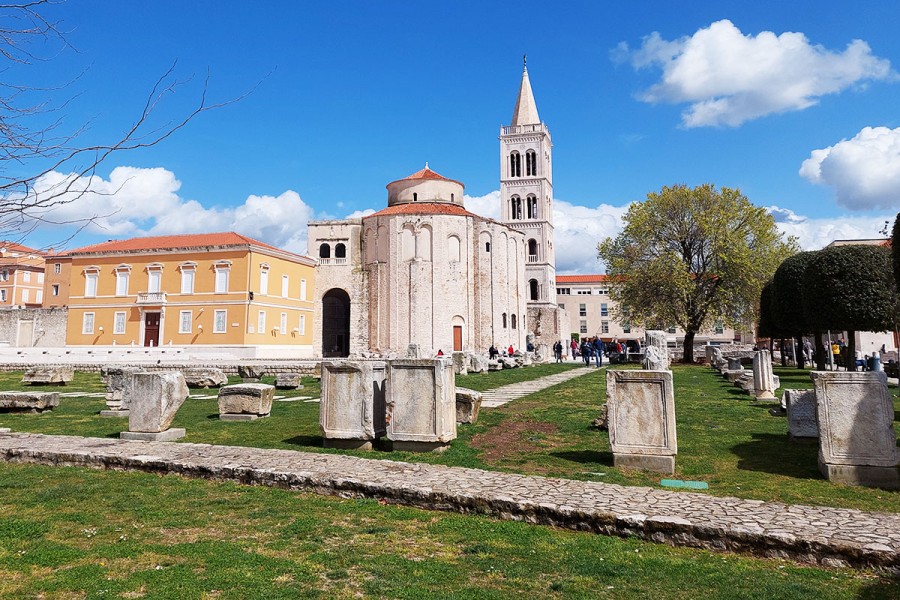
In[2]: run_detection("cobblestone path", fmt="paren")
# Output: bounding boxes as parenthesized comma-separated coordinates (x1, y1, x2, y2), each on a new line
(0, 432, 897, 570)
(479, 366, 597, 407)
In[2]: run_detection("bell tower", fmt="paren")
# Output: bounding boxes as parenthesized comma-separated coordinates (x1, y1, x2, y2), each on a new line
(500, 58, 556, 312)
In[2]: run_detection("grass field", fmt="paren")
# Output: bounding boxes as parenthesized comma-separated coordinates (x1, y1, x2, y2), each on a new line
(0, 363, 898, 513)
(0, 462, 897, 599)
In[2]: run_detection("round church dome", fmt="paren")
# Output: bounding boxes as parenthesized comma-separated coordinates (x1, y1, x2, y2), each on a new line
(386, 164, 465, 207)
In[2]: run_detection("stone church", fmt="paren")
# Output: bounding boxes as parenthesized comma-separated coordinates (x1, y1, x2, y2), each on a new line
(307, 62, 562, 358)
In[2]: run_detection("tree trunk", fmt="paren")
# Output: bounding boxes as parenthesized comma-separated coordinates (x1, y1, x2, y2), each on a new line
(683, 329, 696, 363)
(814, 330, 827, 371)
(768, 338, 774, 354)
(846, 331, 857, 371)
(796, 335, 806, 369)
(779, 337, 788, 366)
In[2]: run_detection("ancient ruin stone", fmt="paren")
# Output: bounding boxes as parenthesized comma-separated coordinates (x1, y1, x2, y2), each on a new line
(237, 364, 265, 382)
(642, 330, 670, 370)
(455, 386, 482, 424)
(811, 371, 899, 489)
(183, 367, 228, 389)
(22, 366, 73, 386)
(103, 366, 145, 410)
(125, 372, 188, 435)
(606, 369, 677, 474)
(752, 350, 777, 400)
(452, 351, 469, 376)
(385, 358, 456, 452)
(320, 360, 386, 450)
(784, 389, 818, 439)
(0, 391, 59, 413)
(274, 373, 303, 389)
(468, 353, 489, 374)
(218, 383, 275, 420)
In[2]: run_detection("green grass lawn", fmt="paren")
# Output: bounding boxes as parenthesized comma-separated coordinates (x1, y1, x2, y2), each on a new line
(1, 364, 898, 512)
(0, 462, 896, 599)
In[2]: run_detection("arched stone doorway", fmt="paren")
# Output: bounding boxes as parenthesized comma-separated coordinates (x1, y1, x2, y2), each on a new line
(322, 288, 350, 357)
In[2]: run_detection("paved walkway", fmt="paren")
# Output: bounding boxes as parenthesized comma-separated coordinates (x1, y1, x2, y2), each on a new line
(479, 365, 597, 407)
(0, 432, 896, 570)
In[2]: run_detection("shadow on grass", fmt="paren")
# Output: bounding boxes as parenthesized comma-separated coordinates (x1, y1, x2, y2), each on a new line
(724, 389, 747, 397)
(549, 449, 613, 466)
(283, 435, 323, 448)
(731, 433, 821, 480)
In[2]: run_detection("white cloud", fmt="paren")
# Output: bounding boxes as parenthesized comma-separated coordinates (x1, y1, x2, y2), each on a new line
(799, 126, 900, 211)
(767, 205, 891, 249)
(616, 20, 895, 127)
(20, 166, 317, 254)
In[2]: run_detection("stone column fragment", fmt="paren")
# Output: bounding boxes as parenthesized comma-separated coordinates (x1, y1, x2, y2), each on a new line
(121, 372, 188, 441)
(606, 369, 677, 474)
(784, 389, 818, 439)
(320, 360, 386, 450)
(752, 350, 777, 400)
(642, 330, 670, 370)
(218, 383, 275, 421)
(385, 358, 456, 452)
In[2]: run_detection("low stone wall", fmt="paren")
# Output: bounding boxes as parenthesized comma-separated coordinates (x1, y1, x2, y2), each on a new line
(0, 361, 321, 376)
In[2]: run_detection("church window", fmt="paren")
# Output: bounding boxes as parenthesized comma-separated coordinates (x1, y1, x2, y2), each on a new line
(526, 150, 536, 176)
(527, 195, 538, 219)
(335, 243, 347, 258)
(527, 239, 538, 260)
(509, 152, 521, 178)
(416, 226, 432, 261)
(485, 242, 491, 252)
(510, 196, 522, 220)
(511, 314, 517, 329)
(448, 236, 461, 262)
(413, 193, 418, 202)
(529, 279, 539, 301)
(401, 226, 415, 261)
(319, 243, 331, 259)
(502, 313, 507, 328)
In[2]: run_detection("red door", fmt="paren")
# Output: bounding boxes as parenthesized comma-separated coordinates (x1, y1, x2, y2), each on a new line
(453, 326, 463, 352)
(144, 312, 160, 347)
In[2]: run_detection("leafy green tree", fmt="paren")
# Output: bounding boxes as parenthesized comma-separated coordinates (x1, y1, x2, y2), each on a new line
(598, 184, 797, 362)
(801, 245, 897, 371)
(757, 281, 777, 340)
(771, 251, 821, 369)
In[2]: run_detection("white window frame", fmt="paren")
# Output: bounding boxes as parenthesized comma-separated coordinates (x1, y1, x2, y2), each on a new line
(579, 321, 587, 334)
(299, 314, 306, 335)
(82, 312, 95, 334)
(179, 310, 193, 334)
(51, 284, 59, 297)
(280, 312, 287, 334)
(37, 272, 44, 283)
(35, 290, 42, 304)
(147, 267, 162, 294)
(259, 265, 269, 295)
(213, 309, 227, 333)
(579, 303, 586, 317)
(21, 289, 29, 303)
(257, 310, 266, 334)
(600, 303, 608, 317)
(115, 270, 130, 296)
(113, 311, 126, 335)
(0, 270, 7, 281)
(22, 271, 30, 282)
(215, 263, 231, 293)
(84, 270, 98, 297)
(281, 274, 289, 298)
(180, 264, 196, 295)
(54, 263, 61, 274)
(601, 320, 609, 334)
(300, 279, 307, 300)
(0, 289, 6, 302)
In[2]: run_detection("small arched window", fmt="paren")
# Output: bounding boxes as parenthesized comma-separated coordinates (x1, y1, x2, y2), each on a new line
(528, 239, 538, 258)
(526, 150, 536, 176)
(526, 195, 538, 219)
(413, 192, 418, 202)
(319, 243, 331, 259)
(509, 152, 521, 178)
(335, 243, 346, 258)
(485, 242, 491, 252)
(502, 313, 507, 328)
(511, 314, 517, 329)
(510, 196, 522, 220)
(529, 279, 539, 301)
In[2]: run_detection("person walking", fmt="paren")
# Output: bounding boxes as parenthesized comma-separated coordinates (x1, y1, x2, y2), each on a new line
(580, 340, 591, 366)
(570, 339, 578, 361)
(593, 337, 604, 368)
(553, 340, 563, 363)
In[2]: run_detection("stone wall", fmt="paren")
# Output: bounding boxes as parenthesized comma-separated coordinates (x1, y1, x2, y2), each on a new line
(0, 307, 67, 347)
(0, 360, 321, 376)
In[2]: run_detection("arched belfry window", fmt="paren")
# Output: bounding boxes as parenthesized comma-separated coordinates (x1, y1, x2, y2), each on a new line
(502, 313, 507, 328)
(526, 194, 538, 219)
(319, 243, 331, 259)
(510, 196, 522, 220)
(529, 279, 539, 301)
(335, 243, 346, 258)
(526, 150, 536, 176)
(509, 152, 521, 178)
(511, 314, 517, 329)
(527, 239, 538, 260)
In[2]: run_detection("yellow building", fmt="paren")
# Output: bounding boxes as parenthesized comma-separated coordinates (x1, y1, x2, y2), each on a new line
(64, 232, 317, 357)
(0, 242, 46, 307)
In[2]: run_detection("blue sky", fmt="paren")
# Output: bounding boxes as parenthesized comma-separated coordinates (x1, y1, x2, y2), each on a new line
(9, 1, 900, 273)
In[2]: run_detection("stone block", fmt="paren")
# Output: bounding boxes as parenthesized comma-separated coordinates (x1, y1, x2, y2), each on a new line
(127, 372, 189, 434)
(488, 360, 502, 371)
(406, 344, 421, 359)
(643, 330, 670, 370)
(183, 368, 228, 388)
(120, 428, 186, 441)
(606, 370, 677, 474)
(784, 389, 818, 439)
(451, 351, 468, 376)
(237, 364, 265, 382)
(705, 345, 723, 366)
(468, 353, 489, 374)
(811, 371, 899, 489)
(274, 373, 303, 389)
(455, 387, 482, 424)
(725, 369, 750, 383)
(320, 360, 386, 447)
(385, 358, 456, 451)
(0, 391, 59, 413)
(22, 366, 73, 386)
(726, 357, 743, 371)
(752, 350, 777, 400)
(102, 366, 145, 410)
(217, 383, 275, 418)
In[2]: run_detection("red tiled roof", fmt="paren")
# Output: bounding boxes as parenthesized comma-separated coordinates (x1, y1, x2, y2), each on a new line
(386, 166, 464, 188)
(367, 202, 476, 218)
(556, 274, 609, 284)
(67, 232, 288, 256)
(0, 241, 45, 256)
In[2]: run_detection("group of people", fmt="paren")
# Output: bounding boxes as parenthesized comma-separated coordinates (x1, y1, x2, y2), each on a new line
(488, 344, 516, 360)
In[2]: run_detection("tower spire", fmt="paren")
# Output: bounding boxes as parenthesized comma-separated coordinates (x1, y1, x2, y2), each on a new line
(511, 57, 540, 126)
